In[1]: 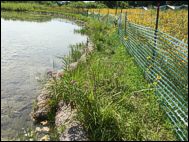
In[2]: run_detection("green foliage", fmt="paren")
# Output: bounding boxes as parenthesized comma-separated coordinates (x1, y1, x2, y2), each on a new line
(1, 2, 48, 11)
(1, 3, 177, 140)
(17, 128, 38, 141)
(1, 11, 53, 22)
(96, 1, 188, 8)
(69, 43, 85, 62)
(47, 15, 176, 140)
(66, 1, 107, 9)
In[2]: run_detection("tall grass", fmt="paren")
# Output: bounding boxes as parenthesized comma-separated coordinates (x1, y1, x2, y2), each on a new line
(1, 2, 48, 12)
(46, 16, 176, 140)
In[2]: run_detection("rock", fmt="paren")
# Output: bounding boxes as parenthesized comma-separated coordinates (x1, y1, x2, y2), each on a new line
(55, 101, 76, 127)
(59, 122, 88, 141)
(36, 127, 42, 132)
(41, 127, 50, 132)
(41, 120, 48, 126)
(55, 101, 88, 141)
(30, 90, 51, 123)
(36, 126, 50, 132)
(56, 70, 64, 78)
(46, 70, 53, 77)
(49, 71, 57, 79)
(40, 135, 50, 141)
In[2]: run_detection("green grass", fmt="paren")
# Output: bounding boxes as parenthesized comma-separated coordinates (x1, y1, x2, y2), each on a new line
(1, 11, 53, 22)
(46, 17, 176, 140)
(1, 2, 48, 12)
(1, 2, 177, 140)
(1, 2, 89, 23)
(1, 2, 86, 15)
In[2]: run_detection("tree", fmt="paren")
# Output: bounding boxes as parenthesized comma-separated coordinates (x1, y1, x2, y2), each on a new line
(166, 1, 188, 5)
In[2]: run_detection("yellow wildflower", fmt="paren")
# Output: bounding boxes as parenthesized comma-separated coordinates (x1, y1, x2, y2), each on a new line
(156, 75, 161, 80)
(147, 56, 151, 60)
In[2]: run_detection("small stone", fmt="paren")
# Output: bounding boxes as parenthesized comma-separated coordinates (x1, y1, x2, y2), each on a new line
(41, 127, 50, 132)
(47, 70, 52, 77)
(31, 90, 50, 122)
(40, 135, 50, 141)
(56, 70, 64, 78)
(59, 123, 88, 141)
(36, 127, 41, 132)
(41, 120, 48, 125)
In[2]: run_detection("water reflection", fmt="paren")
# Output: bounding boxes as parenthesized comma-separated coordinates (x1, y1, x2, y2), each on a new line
(1, 11, 53, 22)
(1, 14, 87, 139)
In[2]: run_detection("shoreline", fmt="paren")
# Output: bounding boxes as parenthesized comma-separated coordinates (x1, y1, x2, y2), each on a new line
(1, 5, 178, 141)
(30, 38, 94, 141)
(2, 12, 91, 140)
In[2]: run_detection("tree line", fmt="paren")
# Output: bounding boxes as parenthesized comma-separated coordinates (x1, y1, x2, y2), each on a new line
(96, 1, 188, 8)
(1, 1, 188, 8)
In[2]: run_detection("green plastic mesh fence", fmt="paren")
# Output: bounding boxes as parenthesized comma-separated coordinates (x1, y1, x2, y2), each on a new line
(88, 12, 188, 141)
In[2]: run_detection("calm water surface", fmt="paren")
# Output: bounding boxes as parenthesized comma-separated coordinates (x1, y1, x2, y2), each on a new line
(1, 17, 87, 139)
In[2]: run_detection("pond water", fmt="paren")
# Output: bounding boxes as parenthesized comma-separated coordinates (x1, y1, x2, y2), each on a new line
(1, 16, 87, 139)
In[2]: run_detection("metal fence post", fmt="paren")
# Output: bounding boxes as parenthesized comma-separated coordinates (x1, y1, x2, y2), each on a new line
(151, 1, 160, 79)
(107, 8, 109, 23)
(118, 13, 122, 35)
(125, 12, 127, 35)
(93, 9, 94, 18)
(98, 9, 100, 21)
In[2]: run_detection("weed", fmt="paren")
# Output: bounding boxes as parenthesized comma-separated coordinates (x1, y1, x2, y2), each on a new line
(47, 16, 176, 140)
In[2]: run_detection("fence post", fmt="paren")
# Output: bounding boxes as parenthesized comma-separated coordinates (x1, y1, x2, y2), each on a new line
(125, 12, 127, 35)
(93, 9, 94, 18)
(153, 2, 160, 59)
(115, 1, 118, 16)
(118, 15, 119, 34)
(118, 13, 122, 35)
(98, 9, 100, 21)
(107, 8, 109, 23)
(151, 1, 160, 79)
